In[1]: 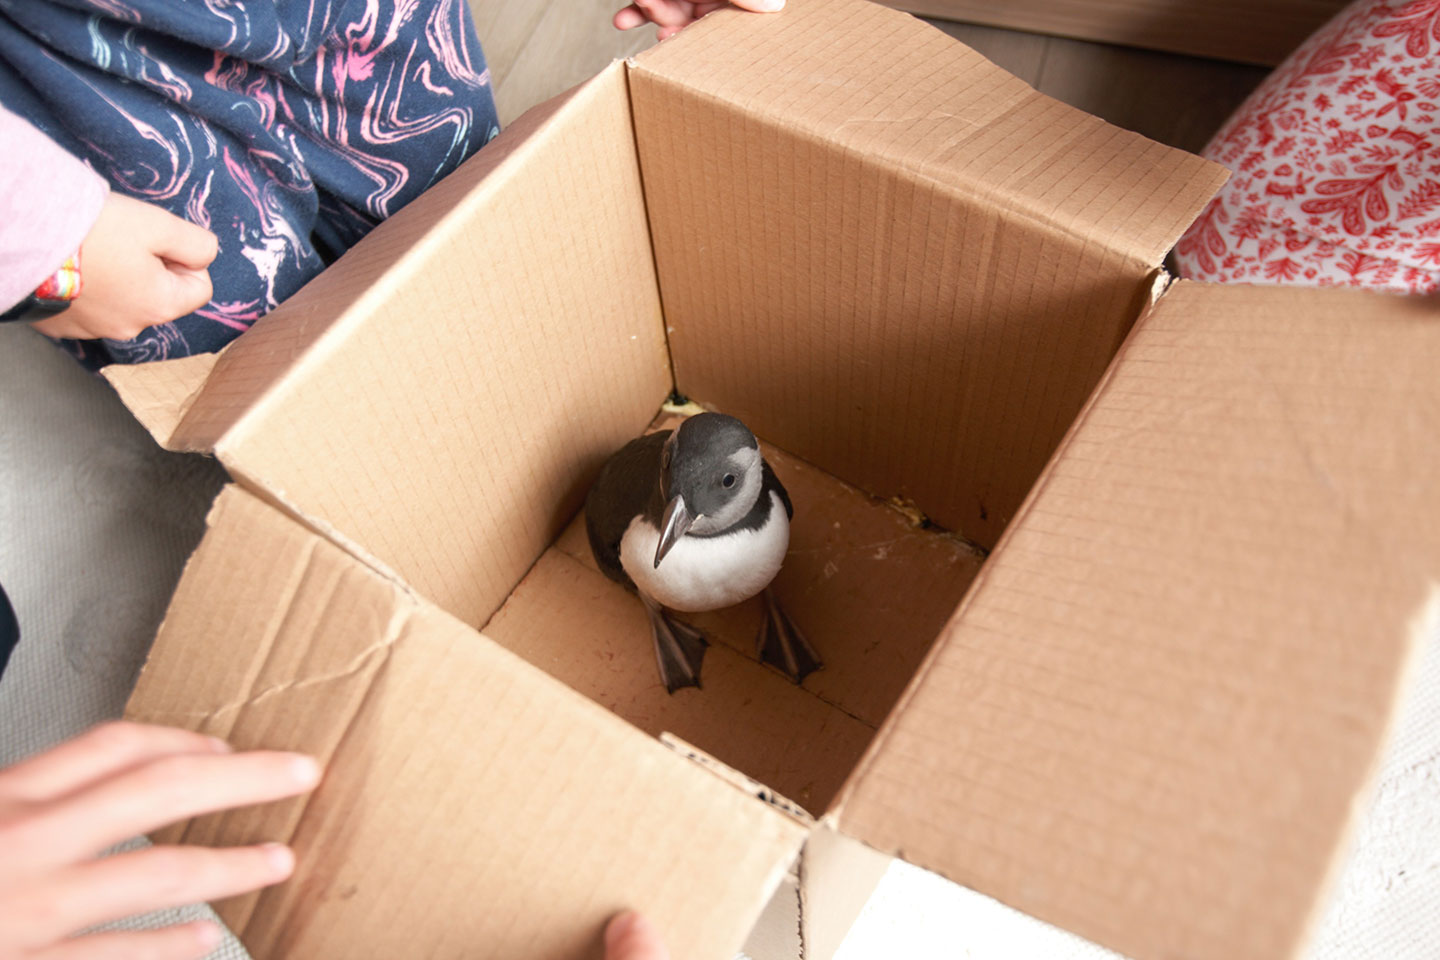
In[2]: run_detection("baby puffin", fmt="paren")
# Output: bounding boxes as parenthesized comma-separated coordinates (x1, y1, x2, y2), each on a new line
(585, 413, 821, 693)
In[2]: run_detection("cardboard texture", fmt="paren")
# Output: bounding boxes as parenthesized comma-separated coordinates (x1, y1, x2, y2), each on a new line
(836, 281, 1440, 960)
(629, 0, 1226, 549)
(107, 61, 672, 629)
(493, 421, 984, 812)
(881, 0, 1351, 65)
(112, 4, 1437, 960)
(131, 485, 807, 959)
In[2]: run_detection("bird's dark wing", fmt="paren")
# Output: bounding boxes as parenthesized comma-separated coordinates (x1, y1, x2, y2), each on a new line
(584, 430, 670, 586)
(763, 457, 793, 519)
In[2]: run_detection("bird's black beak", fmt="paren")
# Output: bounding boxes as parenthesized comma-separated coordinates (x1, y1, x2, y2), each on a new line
(655, 495, 695, 568)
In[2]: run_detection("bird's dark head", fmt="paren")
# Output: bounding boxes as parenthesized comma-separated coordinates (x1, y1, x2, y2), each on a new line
(653, 413, 764, 567)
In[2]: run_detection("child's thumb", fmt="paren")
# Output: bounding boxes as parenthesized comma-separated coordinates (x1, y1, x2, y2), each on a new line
(165, 264, 215, 317)
(604, 912, 670, 960)
(730, 0, 785, 11)
(158, 217, 221, 271)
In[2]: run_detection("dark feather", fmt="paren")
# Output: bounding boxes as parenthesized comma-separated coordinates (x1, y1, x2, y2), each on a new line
(584, 430, 671, 587)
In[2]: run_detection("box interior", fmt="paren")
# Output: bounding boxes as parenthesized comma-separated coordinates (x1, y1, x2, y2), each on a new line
(106, 4, 1223, 823)
(447, 9, 1223, 817)
(110, 7, 1440, 960)
(482, 410, 985, 813)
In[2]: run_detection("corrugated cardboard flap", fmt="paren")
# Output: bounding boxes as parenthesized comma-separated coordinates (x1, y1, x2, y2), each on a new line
(833, 281, 1440, 960)
(632, 0, 1227, 267)
(154, 60, 670, 634)
(102, 63, 642, 458)
(102, 350, 223, 452)
(129, 484, 806, 960)
(626, 0, 1230, 550)
(880, 0, 1350, 67)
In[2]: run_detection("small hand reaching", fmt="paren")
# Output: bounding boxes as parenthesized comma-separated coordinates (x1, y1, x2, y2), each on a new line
(0, 722, 320, 960)
(30, 192, 218, 342)
(613, 0, 784, 41)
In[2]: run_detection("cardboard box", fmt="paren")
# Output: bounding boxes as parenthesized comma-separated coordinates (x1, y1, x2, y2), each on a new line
(105, 3, 1439, 959)
(882, 0, 1350, 65)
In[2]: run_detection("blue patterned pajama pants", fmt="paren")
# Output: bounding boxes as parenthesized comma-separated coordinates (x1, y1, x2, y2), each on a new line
(0, 0, 500, 368)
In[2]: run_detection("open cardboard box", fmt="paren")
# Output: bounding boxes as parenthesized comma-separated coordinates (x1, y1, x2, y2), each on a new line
(104, 3, 1440, 960)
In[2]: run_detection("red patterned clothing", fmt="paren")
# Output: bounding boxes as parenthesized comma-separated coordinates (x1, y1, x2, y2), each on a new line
(1174, 0, 1440, 293)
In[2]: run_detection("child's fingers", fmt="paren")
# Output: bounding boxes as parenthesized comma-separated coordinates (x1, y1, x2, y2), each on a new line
(165, 263, 215, 318)
(615, 0, 778, 34)
(631, 0, 693, 27)
(614, 5, 648, 29)
(14, 751, 319, 868)
(23, 844, 293, 943)
(28, 921, 222, 960)
(153, 214, 219, 271)
(0, 723, 229, 802)
(104, 192, 217, 270)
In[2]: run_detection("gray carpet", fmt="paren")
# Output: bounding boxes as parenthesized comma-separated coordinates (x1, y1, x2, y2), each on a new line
(0, 321, 243, 958)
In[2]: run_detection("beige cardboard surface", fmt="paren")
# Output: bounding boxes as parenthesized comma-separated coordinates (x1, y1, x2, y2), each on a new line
(103, 350, 221, 450)
(882, 0, 1349, 65)
(128, 486, 807, 960)
(108, 61, 662, 463)
(519, 416, 982, 811)
(224, 61, 669, 630)
(836, 281, 1440, 960)
(103, 7, 1428, 960)
(552, 425, 986, 730)
(113, 62, 671, 630)
(482, 545, 873, 812)
(630, 0, 1227, 549)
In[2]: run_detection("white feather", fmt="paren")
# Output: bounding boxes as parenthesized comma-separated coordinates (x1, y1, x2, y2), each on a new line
(620, 491, 789, 612)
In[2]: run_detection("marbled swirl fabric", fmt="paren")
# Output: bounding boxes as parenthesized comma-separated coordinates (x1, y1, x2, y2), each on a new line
(0, 0, 499, 366)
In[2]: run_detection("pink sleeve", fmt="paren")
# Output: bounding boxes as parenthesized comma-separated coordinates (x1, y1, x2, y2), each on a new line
(0, 103, 109, 311)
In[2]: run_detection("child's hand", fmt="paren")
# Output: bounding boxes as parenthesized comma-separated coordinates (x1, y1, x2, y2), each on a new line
(613, 0, 784, 41)
(30, 193, 218, 342)
(605, 911, 670, 960)
(0, 722, 321, 960)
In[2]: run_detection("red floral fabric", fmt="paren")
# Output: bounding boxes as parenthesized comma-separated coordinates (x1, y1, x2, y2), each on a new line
(1174, 0, 1440, 293)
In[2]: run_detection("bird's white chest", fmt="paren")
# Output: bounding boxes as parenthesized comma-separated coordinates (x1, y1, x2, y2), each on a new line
(620, 492, 790, 613)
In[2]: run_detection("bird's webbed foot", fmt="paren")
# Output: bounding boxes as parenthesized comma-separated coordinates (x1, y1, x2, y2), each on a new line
(756, 588, 821, 684)
(641, 593, 709, 694)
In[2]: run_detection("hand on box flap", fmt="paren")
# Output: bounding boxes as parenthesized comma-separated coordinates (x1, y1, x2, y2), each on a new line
(585, 412, 821, 692)
(614, 0, 784, 41)
(0, 722, 319, 960)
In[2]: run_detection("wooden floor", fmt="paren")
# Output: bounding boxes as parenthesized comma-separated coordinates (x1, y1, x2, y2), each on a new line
(468, 0, 1271, 154)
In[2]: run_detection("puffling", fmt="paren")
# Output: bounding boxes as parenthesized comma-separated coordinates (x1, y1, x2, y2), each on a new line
(584, 413, 821, 693)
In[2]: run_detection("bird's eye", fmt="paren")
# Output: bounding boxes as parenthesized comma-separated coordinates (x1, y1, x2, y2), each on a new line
(721, 473, 736, 488)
